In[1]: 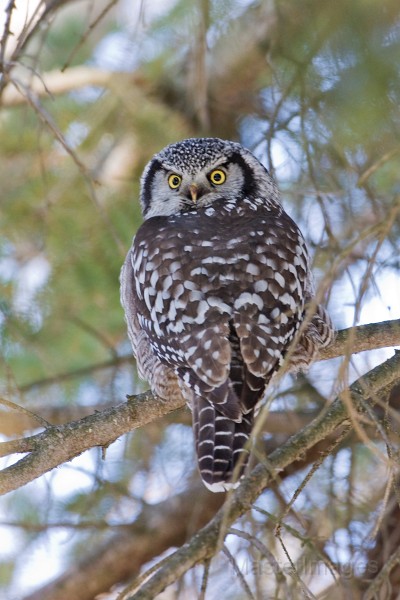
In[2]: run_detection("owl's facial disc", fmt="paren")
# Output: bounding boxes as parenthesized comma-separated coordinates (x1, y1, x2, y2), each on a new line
(140, 137, 281, 219)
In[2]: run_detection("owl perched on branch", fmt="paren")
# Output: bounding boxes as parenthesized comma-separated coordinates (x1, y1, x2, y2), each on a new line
(120, 138, 334, 492)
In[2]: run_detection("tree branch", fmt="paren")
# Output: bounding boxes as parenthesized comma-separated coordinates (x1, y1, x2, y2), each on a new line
(0, 390, 183, 495)
(1, 66, 143, 107)
(1, 320, 399, 496)
(320, 318, 400, 361)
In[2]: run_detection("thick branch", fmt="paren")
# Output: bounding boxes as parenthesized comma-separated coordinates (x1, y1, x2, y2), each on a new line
(320, 318, 400, 361)
(1, 320, 399, 496)
(0, 391, 183, 495)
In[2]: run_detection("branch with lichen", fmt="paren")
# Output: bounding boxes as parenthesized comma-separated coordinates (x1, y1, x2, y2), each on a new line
(0, 319, 399, 497)
(320, 318, 400, 361)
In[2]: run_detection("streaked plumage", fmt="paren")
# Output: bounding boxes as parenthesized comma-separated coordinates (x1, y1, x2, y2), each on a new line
(120, 138, 334, 492)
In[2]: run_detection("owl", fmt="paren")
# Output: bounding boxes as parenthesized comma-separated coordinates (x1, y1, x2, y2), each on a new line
(120, 138, 334, 492)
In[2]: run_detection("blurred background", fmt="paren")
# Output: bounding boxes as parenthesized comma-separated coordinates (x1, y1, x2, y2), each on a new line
(0, 0, 400, 598)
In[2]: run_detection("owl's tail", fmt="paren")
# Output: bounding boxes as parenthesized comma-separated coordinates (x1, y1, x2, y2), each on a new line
(192, 396, 253, 493)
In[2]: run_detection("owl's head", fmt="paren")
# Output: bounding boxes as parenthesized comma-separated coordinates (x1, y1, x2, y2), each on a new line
(139, 137, 281, 219)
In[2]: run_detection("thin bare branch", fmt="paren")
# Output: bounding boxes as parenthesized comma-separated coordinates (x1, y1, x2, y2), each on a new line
(363, 546, 400, 600)
(222, 544, 256, 600)
(0, 396, 51, 429)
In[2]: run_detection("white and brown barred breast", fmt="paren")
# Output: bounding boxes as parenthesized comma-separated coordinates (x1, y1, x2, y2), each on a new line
(121, 184, 334, 492)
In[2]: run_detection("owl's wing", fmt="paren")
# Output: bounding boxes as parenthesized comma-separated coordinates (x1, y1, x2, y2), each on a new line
(120, 245, 182, 402)
(128, 223, 247, 422)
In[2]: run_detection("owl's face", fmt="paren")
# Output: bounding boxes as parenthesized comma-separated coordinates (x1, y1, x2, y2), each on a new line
(139, 138, 280, 219)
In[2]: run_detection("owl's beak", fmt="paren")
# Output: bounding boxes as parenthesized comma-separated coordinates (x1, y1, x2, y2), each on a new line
(189, 184, 198, 204)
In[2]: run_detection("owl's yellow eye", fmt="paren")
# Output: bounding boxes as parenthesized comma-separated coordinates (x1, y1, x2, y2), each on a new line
(168, 173, 182, 189)
(209, 169, 226, 185)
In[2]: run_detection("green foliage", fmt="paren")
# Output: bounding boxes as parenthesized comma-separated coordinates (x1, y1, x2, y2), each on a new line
(43, 17, 92, 70)
(0, 561, 15, 587)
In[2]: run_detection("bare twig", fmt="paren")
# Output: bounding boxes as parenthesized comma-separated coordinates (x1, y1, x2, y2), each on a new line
(0, 396, 51, 429)
(363, 546, 400, 600)
(61, 0, 119, 71)
(222, 545, 255, 600)
(0, 0, 17, 70)
(357, 148, 400, 187)
(275, 423, 352, 536)
(229, 527, 291, 596)
(199, 559, 211, 600)
(274, 529, 317, 600)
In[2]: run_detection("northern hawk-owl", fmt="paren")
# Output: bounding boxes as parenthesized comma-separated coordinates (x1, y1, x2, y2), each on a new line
(120, 137, 334, 492)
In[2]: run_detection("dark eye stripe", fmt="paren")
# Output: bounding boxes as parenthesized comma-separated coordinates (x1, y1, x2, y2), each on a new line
(141, 159, 161, 216)
(228, 152, 257, 196)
